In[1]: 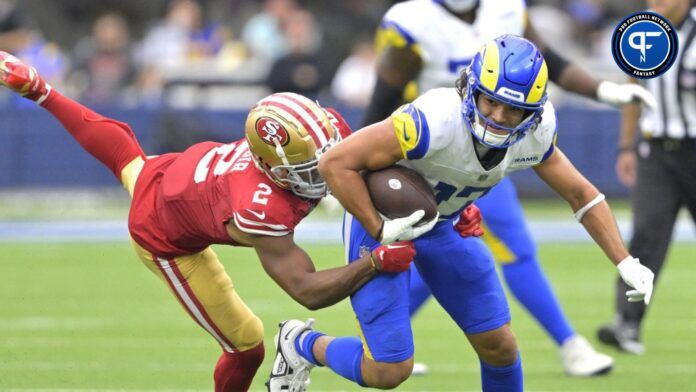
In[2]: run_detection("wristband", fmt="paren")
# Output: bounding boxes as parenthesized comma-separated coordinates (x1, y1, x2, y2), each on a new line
(369, 252, 380, 271)
(618, 145, 633, 154)
(574, 193, 606, 222)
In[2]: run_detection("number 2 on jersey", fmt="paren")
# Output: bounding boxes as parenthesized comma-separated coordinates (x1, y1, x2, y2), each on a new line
(252, 183, 272, 205)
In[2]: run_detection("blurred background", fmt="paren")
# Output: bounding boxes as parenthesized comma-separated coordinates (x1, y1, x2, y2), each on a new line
(1, 1, 695, 391)
(0, 0, 651, 196)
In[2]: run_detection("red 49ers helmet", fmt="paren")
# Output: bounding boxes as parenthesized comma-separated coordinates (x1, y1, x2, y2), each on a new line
(245, 92, 341, 199)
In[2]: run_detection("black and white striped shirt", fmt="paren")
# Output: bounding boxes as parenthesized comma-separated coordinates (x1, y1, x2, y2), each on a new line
(640, 8, 696, 139)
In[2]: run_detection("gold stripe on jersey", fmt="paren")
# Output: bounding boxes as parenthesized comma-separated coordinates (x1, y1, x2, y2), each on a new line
(375, 25, 423, 56)
(391, 104, 421, 159)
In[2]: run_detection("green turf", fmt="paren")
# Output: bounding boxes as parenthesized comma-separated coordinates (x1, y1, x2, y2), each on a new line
(1, 242, 694, 391)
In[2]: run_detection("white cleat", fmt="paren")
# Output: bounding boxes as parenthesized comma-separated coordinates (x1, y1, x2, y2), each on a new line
(560, 335, 614, 377)
(266, 319, 317, 392)
(411, 362, 429, 376)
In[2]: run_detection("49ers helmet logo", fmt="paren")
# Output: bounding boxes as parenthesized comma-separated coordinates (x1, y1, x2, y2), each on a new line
(255, 117, 290, 146)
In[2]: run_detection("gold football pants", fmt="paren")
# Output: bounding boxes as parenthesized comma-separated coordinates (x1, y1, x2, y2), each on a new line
(120, 157, 263, 353)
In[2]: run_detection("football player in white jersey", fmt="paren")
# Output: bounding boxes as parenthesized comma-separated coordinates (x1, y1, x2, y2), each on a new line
(265, 36, 655, 391)
(360, 0, 657, 377)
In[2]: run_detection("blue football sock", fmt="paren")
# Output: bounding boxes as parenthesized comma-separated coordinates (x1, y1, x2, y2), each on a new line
(480, 353, 523, 392)
(502, 255, 574, 345)
(408, 265, 432, 316)
(324, 337, 365, 386)
(295, 331, 324, 366)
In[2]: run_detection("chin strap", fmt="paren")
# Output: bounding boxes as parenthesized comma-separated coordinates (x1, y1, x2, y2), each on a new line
(574, 193, 605, 222)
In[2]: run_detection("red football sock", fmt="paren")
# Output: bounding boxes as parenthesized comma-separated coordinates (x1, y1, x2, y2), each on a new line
(214, 343, 265, 392)
(41, 91, 146, 180)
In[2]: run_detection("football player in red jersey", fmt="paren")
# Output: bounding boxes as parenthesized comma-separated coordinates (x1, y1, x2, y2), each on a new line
(0, 51, 420, 392)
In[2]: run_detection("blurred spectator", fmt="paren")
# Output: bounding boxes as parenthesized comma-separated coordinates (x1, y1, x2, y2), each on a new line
(8, 32, 67, 108)
(0, 0, 30, 52)
(70, 13, 136, 105)
(330, 40, 376, 107)
(241, 0, 297, 61)
(266, 10, 325, 99)
(138, 0, 204, 70)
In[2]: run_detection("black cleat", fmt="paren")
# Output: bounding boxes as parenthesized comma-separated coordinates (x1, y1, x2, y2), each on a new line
(597, 322, 644, 355)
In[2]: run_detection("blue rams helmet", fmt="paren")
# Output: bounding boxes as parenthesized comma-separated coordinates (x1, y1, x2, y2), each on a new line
(461, 35, 548, 148)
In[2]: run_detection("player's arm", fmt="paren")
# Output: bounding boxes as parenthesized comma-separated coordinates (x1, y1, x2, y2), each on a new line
(319, 119, 404, 238)
(361, 31, 423, 126)
(534, 147, 654, 304)
(534, 147, 628, 264)
(616, 78, 642, 187)
(249, 232, 414, 310)
(524, 20, 655, 108)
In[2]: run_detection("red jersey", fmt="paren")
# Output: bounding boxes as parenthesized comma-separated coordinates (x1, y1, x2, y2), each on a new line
(128, 140, 317, 258)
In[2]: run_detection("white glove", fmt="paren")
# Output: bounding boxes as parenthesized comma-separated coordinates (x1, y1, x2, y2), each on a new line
(597, 80, 657, 110)
(379, 210, 439, 244)
(617, 256, 655, 304)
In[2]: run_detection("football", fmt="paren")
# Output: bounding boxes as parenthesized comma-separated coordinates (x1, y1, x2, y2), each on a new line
(363, 165, 438, 225)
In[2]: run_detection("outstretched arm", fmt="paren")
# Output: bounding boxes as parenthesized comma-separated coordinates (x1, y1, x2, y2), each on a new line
(534, 147, 628, 264)
(249, 232, 414, 310)
(524, 22, 655, 108)
(534, 147, 654, 304)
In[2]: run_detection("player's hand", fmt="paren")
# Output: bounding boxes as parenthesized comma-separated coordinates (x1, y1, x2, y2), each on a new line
(371, 241, 416, 273)
(454, 204, 484, 237)
(325, 107, 353, 139)
(0, 51, 51, 103)
(617, 256, 654, 304)
(615, 149, 637, 187)
(379, 210, 439, 244)
(597, 80, 656, 110)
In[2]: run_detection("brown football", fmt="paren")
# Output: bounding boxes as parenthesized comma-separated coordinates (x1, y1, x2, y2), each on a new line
(363, 165, 438, 225)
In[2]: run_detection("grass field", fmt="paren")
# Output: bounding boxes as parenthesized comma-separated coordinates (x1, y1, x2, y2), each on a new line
(1, 241, 695, 391)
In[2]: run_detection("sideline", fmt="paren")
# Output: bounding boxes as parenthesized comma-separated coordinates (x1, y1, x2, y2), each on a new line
(0, 218, 693, 244)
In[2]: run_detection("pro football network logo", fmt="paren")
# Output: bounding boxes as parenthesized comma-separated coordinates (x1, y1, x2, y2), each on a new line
(611, 11, 678, 79)
(255, 117, 290, 146)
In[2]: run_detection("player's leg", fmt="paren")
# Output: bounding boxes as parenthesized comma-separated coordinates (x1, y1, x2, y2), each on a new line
(413, 222, 521, 391)
(274, 213, 415, 390)
(408, 263, 432, 316)
(132, 242, 264, 392)
(599, 143, 681, 354)
(407, 265, 432, 376)
(477, 178, 612, 375)
(477, 178, 574, 344)
(0, 51, 146, 184)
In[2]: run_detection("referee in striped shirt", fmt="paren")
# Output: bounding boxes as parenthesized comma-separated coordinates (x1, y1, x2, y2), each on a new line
(598, 0, 696, 355)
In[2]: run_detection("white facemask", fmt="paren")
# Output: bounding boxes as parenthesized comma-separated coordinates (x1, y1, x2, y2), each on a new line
(442, 0, 478, 12)
(472, 122, 509, 148)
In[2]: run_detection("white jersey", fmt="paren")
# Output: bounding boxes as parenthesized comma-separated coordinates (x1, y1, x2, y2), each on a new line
(391, 88, 557, 220)
(380, 0, 527, 93)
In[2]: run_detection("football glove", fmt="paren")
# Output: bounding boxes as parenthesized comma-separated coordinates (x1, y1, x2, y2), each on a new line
(597, 80, 656, 110)
(0, 51, 52, 104)
(325, 107, 353, 140)
(454, 204, 484, 238)
(617, 256, 654, 305)
(371, 241, 416, 273)
(379, 210, 439, 244)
